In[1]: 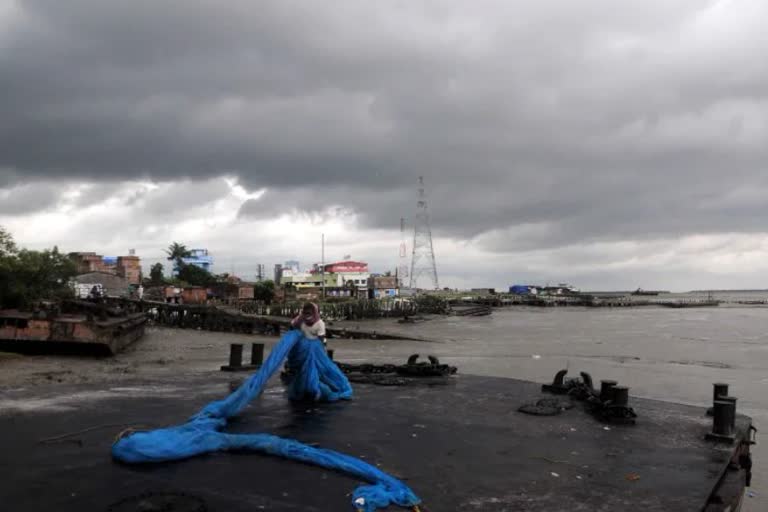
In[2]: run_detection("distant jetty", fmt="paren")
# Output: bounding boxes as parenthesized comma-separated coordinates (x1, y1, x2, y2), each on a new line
(631, 288, 668, 296)
(660, 300, 720, 308)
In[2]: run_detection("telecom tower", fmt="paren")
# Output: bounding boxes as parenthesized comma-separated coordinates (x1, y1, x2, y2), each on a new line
(398, 217, 409, 288)
(409, 176, 439, 290)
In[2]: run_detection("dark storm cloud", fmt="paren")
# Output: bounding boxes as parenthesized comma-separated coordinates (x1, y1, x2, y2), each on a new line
(2, 0, 768, 248)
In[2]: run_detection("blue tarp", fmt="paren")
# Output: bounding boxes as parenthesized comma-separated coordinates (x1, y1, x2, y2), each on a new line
(111, 330, 420, 512)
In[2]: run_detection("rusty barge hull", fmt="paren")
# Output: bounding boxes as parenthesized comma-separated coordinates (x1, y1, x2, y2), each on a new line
(0, 311, 146, 355)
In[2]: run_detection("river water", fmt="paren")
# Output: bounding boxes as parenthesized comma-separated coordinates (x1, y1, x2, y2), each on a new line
(334, 304, 767, 510)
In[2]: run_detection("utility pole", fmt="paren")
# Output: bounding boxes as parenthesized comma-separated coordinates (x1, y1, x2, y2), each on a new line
(409, 176, 439, 290)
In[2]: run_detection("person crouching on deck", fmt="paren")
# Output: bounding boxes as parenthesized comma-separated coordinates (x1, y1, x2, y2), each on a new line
(291, 302, 327, 347)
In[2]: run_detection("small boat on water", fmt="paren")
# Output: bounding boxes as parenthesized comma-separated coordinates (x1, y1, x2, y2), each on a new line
(661, 300, 720, 308)
(451, 304, 493, 316)
(632, 288, 661, 296)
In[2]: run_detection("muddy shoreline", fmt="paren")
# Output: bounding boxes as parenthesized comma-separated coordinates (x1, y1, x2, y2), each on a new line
(0, 323, 433, 390)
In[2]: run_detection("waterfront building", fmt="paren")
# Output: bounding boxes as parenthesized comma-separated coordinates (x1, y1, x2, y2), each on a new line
(69, 251, 142, 286)
(178, 248, 213, 273)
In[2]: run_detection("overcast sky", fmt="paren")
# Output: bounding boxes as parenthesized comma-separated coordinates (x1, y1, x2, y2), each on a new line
(1, 0, 767, 290)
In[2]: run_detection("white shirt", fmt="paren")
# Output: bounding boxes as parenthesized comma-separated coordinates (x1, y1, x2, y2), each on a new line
(300, 319, 326, 340)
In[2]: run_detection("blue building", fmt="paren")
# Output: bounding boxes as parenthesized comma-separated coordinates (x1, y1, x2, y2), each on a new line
(178, 249, 214, 273)
(510, 284, 535, 295)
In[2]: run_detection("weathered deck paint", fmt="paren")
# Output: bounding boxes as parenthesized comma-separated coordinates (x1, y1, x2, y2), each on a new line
(0, 374, 753, 511)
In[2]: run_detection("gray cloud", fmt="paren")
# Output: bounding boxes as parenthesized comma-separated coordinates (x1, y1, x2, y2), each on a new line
(1, 0, 768, 254)
(0, 183, 60, 215)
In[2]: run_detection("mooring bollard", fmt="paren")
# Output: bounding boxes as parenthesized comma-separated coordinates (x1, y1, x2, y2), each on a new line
(707, 399, 736, 442)
(251, 343, 264, 367)
(707, 382, 731, 417)
(713, 400, 735, 436)
(221, 343, 260, 372)
(719, 396, 738, 430)
(712, 383, 729, 403)
(221, 343, 263, 372)
(600, 380, 617, 402)
(712, 382, 728, 402)
(612, 386, 629, 407)
(229, 343, 243, 367)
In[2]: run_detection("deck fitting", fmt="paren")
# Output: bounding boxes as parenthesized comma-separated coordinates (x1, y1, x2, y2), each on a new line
(220, 343, 263, 372)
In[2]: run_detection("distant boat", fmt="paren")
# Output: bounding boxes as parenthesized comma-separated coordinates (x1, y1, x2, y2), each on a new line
(539, 283, 579, 295)
(510, 283, 577, 296)
(632, 288, 660, 296)
(661, 300, 719, 308)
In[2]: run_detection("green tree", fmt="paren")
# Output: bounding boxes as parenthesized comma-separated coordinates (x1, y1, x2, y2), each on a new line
(177, 263, 215, 287)
(149, 263, 165, 284)
(253, 280, 275, 304)
(0, 226, 16, 257)
(165, 242, 191, 271)
(14, 247, 77, 301)
(0, 226, 18, 306)
(0, 227, 77, 308)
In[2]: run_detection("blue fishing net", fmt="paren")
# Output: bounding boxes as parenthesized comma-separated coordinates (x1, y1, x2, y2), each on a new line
(111, 330, 421, 512)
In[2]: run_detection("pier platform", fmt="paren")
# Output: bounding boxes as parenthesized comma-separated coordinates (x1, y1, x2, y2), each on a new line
(0, 374, 752, 511)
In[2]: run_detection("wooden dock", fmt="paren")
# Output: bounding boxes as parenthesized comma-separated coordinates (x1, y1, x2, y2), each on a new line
(101, 298, 432, 342)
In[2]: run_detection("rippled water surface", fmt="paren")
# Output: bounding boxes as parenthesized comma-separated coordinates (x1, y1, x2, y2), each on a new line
(335, 303, 768, 510)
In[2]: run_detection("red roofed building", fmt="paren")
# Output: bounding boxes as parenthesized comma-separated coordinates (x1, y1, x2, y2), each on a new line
(308, 261, 370, 291)
(320, 261, 368, 274)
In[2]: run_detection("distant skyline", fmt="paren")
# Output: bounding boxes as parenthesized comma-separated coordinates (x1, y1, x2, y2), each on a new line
(2, 1, 768, 291)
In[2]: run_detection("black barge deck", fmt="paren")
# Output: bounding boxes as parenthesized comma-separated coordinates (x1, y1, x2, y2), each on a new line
(0, 374, 752, 511)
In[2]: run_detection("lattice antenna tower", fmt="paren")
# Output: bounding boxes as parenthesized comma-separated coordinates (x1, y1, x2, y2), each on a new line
(398, 217, 409, 288)
(409, 176, 439, 290)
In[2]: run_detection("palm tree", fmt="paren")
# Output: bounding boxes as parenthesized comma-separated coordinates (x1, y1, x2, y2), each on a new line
(165, 242, 192, 275)
(166, 242, 191, 262)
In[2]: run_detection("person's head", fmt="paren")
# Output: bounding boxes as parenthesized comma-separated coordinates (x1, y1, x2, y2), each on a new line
(302, 302, 318, 321)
